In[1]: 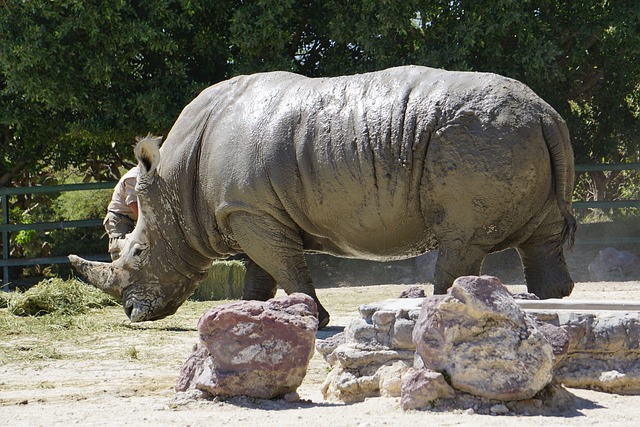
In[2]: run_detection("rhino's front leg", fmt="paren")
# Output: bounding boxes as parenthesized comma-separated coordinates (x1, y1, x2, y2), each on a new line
(433, 243, 487, 294)
(228, 212, 330, 329)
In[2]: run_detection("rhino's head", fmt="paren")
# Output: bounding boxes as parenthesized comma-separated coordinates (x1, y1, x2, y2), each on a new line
(70, 137, 210, 321)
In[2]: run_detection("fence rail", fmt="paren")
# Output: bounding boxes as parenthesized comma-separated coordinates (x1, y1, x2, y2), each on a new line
(1, 181, 116, 291)
(1, 164, 639, 291)
(575, 163, 640, 172)
(573, 163, 640, 211)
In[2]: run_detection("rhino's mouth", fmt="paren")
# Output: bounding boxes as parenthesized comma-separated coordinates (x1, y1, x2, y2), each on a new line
(122, 286, 165, 322)
(123, 298, 148, 322)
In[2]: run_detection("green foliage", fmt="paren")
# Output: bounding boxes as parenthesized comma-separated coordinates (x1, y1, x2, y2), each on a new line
(54, 188, 112, 222)
(1, 0, 236, 184)
(8, 277, 118, 317)
(1, 1, 639, 230)
(5, 169, 112, 279)
(47, 181, 112, 262)
(13, 212, 36, 247)
(574, 168, 640, 219)
(1, 0, 639, 174)
(8, 208, 42, 260)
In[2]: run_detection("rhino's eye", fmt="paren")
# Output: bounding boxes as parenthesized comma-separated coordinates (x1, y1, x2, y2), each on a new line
(133, 247, 144, 257)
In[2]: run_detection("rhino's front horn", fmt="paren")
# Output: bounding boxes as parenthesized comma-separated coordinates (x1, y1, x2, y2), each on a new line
(68, 255, 126, 299)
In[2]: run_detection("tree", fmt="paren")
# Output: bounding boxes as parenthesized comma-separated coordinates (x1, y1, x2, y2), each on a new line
(229, 0, 639, 158)
(228, 0, 640, 201)
(2, 0, 639, 190)
(1, 0, 236, 186)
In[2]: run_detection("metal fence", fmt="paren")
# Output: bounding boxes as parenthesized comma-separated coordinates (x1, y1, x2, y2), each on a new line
(1, 164, 639, 291)
(572, 163, 640, 210)
(570, 163, 640, 246)
(1, 182, 116, 291)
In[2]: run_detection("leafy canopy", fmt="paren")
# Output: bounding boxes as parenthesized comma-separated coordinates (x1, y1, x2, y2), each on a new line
(1, 0, 639, 187)
(1, 0, 234, 184)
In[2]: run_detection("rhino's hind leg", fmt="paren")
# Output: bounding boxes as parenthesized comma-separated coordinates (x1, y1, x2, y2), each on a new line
(228, 212, 330, 329)
(243, 259, 278, 301)
(433, 243, 487, 295)
(517, 218, 574, 299)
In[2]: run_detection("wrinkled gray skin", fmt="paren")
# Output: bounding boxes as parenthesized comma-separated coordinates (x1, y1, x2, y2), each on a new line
(70, 66, 576, 329)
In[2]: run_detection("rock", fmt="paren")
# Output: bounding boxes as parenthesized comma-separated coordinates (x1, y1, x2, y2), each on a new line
(391, 318, 416, 350)
(170, 388, 211, 407)
(588, 247, 640, 281)
(490, 404, 510, 415)
(321, 365, 376, 403)
(535, 321, 570, 359)
(176, 293, 318, 399)
(511, 292, 540, 300)
(320, 304, 416, 403)
(175, 342, 210, 393)
(315, 331, 345, 365)
(358, 298, 423, 322)
(412, 276, 556, 401)
(546, 311, 640, 393)
(378, 361, 413, 397)
(399, 286, 426, 299)
(400, 368, 456, 410)
(283, 391, 301, 403)
(321, 358, 412, 403)
(320, 277, 640, 410)
(331, 344, 413, 370)
(344, 318, 378, 346)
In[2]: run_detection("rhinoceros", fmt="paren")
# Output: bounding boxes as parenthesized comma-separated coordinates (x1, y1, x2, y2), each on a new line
(70, 65, 576, 329)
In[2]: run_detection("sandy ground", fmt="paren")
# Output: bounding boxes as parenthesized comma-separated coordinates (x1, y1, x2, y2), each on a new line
(2, 281, 640, 427)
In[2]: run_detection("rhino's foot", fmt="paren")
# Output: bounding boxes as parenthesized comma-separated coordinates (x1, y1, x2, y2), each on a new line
(529, 279, 574, 299)
(317, 304, 330, 330)
(318, 312, 330, 330)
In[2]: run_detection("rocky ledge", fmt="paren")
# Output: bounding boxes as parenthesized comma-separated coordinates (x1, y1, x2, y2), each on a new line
(318, 276, 640, 410)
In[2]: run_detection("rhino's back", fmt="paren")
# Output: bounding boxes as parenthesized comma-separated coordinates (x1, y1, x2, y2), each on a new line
(165, 66, 561, 259)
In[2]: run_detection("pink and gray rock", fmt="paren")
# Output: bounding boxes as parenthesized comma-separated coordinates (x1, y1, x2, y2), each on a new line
(400, 368, 456, 410)
(412, 275, 560, 401)
(176, 293, 318, 399)
(398, 286, 426, 299)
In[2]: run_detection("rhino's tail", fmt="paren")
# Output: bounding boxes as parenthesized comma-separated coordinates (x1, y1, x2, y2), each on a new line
(541, 114, 577, 250)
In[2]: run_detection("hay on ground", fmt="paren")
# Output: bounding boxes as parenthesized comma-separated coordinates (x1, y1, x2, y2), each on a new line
(8, 277, 118, 317)
(191, 260, 246, 301)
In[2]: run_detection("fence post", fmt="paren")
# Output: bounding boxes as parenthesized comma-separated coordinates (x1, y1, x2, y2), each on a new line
(2, 193, 9, 291)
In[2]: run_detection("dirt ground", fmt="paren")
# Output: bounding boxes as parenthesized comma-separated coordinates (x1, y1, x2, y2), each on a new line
(2, 280, 640, 427)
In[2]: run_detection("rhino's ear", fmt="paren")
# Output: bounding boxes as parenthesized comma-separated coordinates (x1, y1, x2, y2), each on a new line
(135, 136, 162, 175)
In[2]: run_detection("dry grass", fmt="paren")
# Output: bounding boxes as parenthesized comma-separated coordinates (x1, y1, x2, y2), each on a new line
(7, 277, 117, 317)
(190, 260, 246, 301)
(0, 279, 409, 367)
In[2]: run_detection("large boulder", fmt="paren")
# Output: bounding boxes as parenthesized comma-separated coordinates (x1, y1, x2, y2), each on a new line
(319, 298, 421, 403)
(588, 247, 640, 281)
(543, 310, 640, 393)
(176, 293, 318, 399)
(412, 275, 560, 401)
